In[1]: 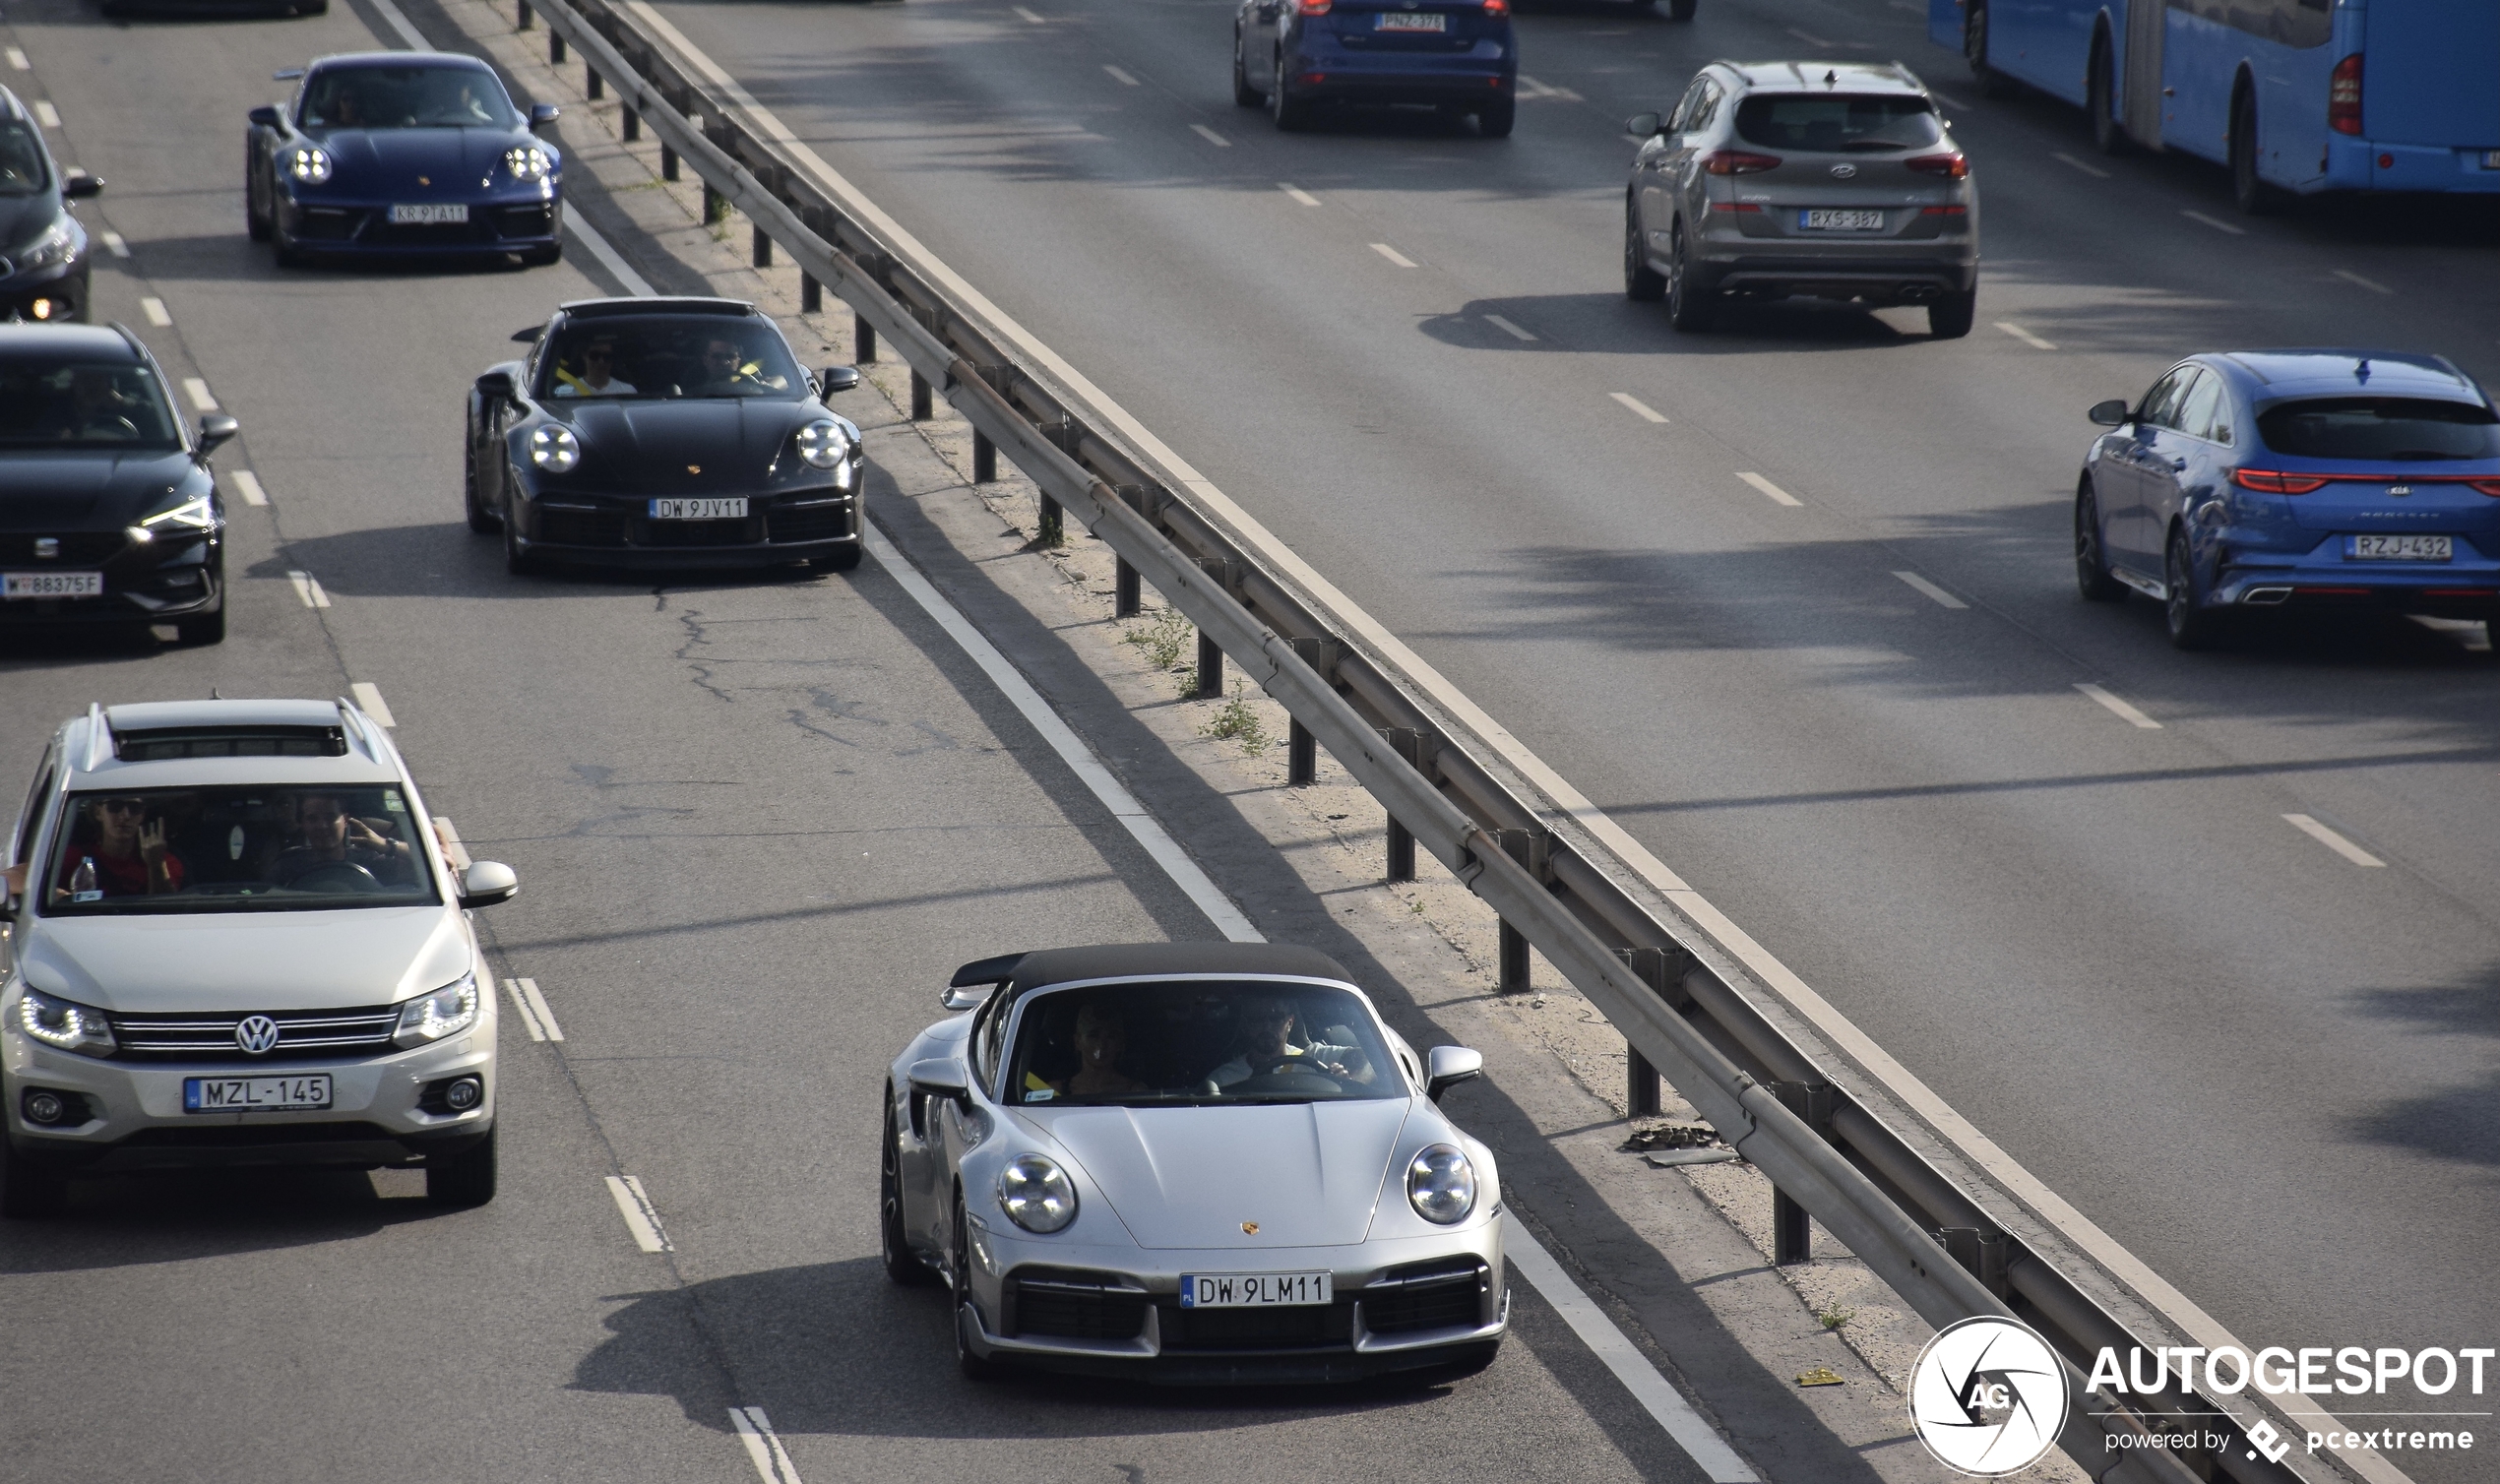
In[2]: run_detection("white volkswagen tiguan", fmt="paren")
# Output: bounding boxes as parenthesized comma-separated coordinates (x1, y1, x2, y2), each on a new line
(0, 699, 517, 1217)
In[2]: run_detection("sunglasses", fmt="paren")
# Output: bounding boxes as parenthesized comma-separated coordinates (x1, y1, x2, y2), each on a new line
(100, 799, 148, 815)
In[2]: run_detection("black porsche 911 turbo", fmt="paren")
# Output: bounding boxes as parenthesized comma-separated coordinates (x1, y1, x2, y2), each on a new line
(466, 297, 868, 574)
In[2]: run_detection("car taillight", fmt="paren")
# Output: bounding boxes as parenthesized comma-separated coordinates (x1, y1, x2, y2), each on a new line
(1701, 151, 1781, 175)
(1905, 153, 1969, 179)
(2329, 53, 2362, 135)
(2232, 469, 2331, 495)
(2467, 477, 2500, 497)
(1919, 204, 1969, 215)
(1297, 0, 1332, 14)
(1482, 0, 1508, 14)
(1708, 201, 1763, 213)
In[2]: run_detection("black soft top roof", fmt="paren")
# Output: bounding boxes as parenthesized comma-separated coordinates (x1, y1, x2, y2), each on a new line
(953, 942, 1358, 994)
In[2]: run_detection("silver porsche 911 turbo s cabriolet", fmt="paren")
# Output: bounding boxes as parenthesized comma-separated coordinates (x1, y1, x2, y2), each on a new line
(881, 942, 1506, 1384)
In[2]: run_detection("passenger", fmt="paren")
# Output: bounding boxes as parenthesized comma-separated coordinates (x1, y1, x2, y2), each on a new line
(1205, 997, 1372, 1091)
(53, 795, 185, 900)
(267, 793, 413, 888)
(1062, 1002, 1144, 1097)
(553, 340, 636, 398)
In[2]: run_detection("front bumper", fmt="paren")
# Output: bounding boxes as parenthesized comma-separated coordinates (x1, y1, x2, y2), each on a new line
(0, 530, 221, 628)
(958, 1217, 1508, 1382)
(513, 486, 860, 569)
(0, 258, 90, 323)
(280, 192, 562, 255)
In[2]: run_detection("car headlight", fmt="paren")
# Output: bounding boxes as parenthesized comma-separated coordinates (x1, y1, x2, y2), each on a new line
(504, 146, 552, 184)
(1406, 1144, 1476, 1224)
(286, 146, 333, 184)
(134, 494, 217, 539)
(795, 419, 850, 470)
(16, 221, 78, 273)
(997, 1151, 1078, 1233)
(13, 987, 117, 1058)
(528, 424, 581, 472)
(394, 974, 479, 1049)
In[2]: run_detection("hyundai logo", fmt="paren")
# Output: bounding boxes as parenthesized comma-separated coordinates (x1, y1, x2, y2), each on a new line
(235, 1015, 281, 1056)
(1830, 162, 1857, 179)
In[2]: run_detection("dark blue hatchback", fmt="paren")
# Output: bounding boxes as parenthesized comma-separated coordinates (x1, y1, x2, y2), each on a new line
(1233, 0, 1518, 137)
(2076, 350, 2500, 649)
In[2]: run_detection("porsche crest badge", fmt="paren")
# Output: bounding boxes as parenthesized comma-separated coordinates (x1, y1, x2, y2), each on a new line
(686, 464, 702, 474)
(1241, 1221, 1259, 1235)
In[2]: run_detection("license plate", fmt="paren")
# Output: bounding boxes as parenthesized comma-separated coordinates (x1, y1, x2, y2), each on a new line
(2, 571, 103, 599)
(1178, 1271, 1333, 1308)
(2484, 151, 2500, 169)
(389, 203, 469, 224)
(1800, 209, 1886, 231)
(1375, 11, 1446, 29)
(649, 497, 749, 521)
(2348, 534, 2452, 561)
(184, 1075, 333, 1112)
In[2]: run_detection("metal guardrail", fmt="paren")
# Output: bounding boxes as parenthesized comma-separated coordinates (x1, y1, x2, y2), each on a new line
(507, 6, 2378, 1479)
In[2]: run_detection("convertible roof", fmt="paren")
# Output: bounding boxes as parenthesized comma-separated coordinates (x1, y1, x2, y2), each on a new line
(969, 942, 1361, 993)
(560, 297, 757, 321)
(311, 50, 497, 72)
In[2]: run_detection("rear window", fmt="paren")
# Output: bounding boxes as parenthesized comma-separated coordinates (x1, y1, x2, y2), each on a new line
(1734, 93, 1942, 153)
(2255, 398, 2500, 463)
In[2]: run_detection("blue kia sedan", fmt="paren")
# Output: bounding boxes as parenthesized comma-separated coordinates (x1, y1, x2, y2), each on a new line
(1233, 0, 1518, 137)
(2075, 350, 2500, 649)
(244, 53, 562, 267)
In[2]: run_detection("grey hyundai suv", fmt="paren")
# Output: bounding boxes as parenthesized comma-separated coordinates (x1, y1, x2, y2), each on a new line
(1624, 61, 1978, 337)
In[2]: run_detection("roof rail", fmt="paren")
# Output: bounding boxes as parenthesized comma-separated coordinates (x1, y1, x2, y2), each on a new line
(335, 697, 381, 761)
(84, 703, 111, 771)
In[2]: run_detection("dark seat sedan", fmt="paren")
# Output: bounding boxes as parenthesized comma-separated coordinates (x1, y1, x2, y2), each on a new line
(245, 52, 563, 267)
(1234, 0, 1517, 137)
(2076, 350, 2500, 649)
(467, 297, 868, 575)
(0, 324, 234, 645)
(0, 87, 103, 324)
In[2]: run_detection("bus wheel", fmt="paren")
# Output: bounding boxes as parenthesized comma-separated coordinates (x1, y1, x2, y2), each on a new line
(2088, 35, 2127, 155)
(2231, 88, 2283, 216)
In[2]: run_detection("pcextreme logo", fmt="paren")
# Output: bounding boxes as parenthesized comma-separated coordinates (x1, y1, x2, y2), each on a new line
(1908, 1316, 2072, 1476)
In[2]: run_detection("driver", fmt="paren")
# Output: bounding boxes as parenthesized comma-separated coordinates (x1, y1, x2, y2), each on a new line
(60, 368, 139, 443)
(267, 792, 413, 888)
(694, 335, 768, 396)
(1205, 997, 1372, 1092)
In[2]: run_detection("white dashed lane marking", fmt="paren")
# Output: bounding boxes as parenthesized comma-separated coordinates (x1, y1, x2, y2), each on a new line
(349, 681, 396, 726)
(503, 978, 565, 1041)
(228, 469, 268, 506)
(1012, 4, 1044, 20)
(5, 48, 28, 69)
(366, 0, 432, 49)
(32, 100, 59, 128)
(605, 1175, 672, 1252)
(729, 1407, 804, 1484)
(1892, 571, 1969, 609)
(1369, 242, 1415, 268)
(2052, 152, 2111, 178)
(2181, 210, 2248, 236)
(2333, 269, 2393, 295)
(285, 571, 331, 608)
(1101, 63, 1138, 86)
(1190, 123, 1230, 148)
(2075, 682, 2160, 729)
(140, 297, 171, 327)
(1994, 321, 2058, 351)
(1279, 182, 1321, 207)
(181, 377, 218, 411)
(1609, 392, 1668, 423)
(1484, 314, 1536, 341)
(100, 230, 130, 258)
(2283, 813, 2386, 868)
(566, 214, 656, 297)
(1736, 471, 1801, 507)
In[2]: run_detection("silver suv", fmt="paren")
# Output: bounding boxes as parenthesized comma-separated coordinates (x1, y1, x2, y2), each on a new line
(0, 699, 518, 1217)
(1624, 61, 1978, 337)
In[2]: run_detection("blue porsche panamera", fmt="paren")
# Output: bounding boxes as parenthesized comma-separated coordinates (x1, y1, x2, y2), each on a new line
(244, 52, 563, 267)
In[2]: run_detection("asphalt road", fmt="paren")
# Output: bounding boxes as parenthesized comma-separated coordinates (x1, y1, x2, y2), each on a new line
(627, 0, 2500, 1458)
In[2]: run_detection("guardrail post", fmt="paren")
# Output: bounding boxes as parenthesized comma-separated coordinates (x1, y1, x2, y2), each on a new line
(1614, 946, 1682, 1116)
(800, 274, 820, 313)
(1494, 829, 1549, 993)
(1379, 727, 1427, 882)
(1935, 1228, 2012, 1300)
(1114, 557, 1140, 617)
(549, 30, 566, 64)
(702, 182, 725, 225)
(1284, 636, 1339, 787)
(516, 0, 532, 31)
(1036, 495, 1064, 545)
(621, 105, 640, 142)
(1769, 1082, 1836, 1264)
(971, 431, 995, 483)
(909, 370, 932, 420)
(660, 142, 678, 180)
(586, 67, 603, 101)
(1194, 628, 1222, 700)
(752, 225, 773, 268)
(854, 319, 877, 363)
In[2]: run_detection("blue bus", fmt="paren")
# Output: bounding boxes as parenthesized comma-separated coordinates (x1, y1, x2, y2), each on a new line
(1929, 0, 2500, 212)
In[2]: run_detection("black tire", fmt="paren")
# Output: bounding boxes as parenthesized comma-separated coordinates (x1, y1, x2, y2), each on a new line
(811, 542, 864, 574)
(246, 162, 273, 242)
(1666, 0, 1696, 18)
(1624, 205, 1664, 301)
(465, 436, 500, 533)
(2075, 481, 2125, 601)
(1232, 35, 1261, 106)
(503, 503, 544, 576)
(1475, 98, 1515, 139)
(426, 1126, 497, 1207)
(2164, 526, 2220, 650)
(2230, 87, 2281, 216)
(1927, 288, 1975, 339)
(1270, 58, 1308, 131)
(1665, 222, 1712, 332)
(1965, 0, 2016, 98)
(0, 1137, 70, 1220)
(520, 243, 563, 267)
(272, 212, 307, 269)
(2088, 35, 2126, 155)
(881, 1092, 937, 1285)
(952, 1191, 1004, 1381)
(176, 603, 226, 647)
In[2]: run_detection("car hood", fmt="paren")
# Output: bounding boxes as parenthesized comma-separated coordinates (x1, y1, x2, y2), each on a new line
(309, 126, 539, 189)
(1020, 1098, 1412, 1249)
(0, 449, 195, 528)
(18, 906, 469, 1013)
(547, 398, 817, 493)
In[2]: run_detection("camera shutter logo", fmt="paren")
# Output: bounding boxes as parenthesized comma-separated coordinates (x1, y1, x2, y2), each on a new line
(1907, 1315, 2070, 1476)
(235, 1015, 281, 1056)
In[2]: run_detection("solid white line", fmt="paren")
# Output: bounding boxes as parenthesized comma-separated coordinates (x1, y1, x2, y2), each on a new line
(503, 979, 547, 1041)
(2283, 813, 2386, 868)
(2074, 682, 2159, 729)
(1012, 4, 1044, 20)
(350, 681, 397, 727)
(2051, 152, 2111, 178)
(1994, 321, 2058, 351)
(1102, 64, 1138, 86)
(32, 100, 59, 128)
(101, 230, 129, 258)
(1484, 314, 1536, 341)
(518, 977, 564, 1041)
(5, 48, 27, 69)
(1369, 242, 1415, 268)
(1609, 392, 1668, 424)
(729, 1407, 803, 1484)
(2332, 269, 2393, 295)
(1279, 182, 1321, 207)
(2181, 209, 2247, 236)
(140, 296, 171, 327)
(1735, 471, 1801, 507)
(364, 0, 434, 50)
(182, 377, 218, 411)
(1783, 26, 1832, 45)
(229, 469, 268, 506)
(1504, 1214, 1760, 1482)
(860, 523, 1262, 942)
(605, 1175, 672, 1252)
(285, 570, 332, 608)
(567, 214, 656, 297)
(1190, 123, 1230, 148)
(431, 815, 470, 870)
(1892, 570, 1968, 609)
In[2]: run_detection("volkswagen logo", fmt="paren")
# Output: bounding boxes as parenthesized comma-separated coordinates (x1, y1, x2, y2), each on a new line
(1907, 1316, 2069, 1476)
(235, 1015, 281, 1056)
(1830, 162, 1858, 179)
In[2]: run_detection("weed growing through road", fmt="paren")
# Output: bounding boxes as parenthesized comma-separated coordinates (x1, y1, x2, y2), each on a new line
(1815, 1303, 1856, 1331)
(1122, 608, 1194, 670)
(1199, 680, 1269, 757)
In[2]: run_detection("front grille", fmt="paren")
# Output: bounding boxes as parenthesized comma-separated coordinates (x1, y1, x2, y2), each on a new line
(538, 510, 629, 547)
(496, 205, 556, 239)
(368, 218, 495, 248)
(1007, 1269, 1150, 1341)
(769, 503, 849, 543)
(0, 531, 128, 564)
(109, 1006, 399, 1063)
(639, 516, 758, 547)
(1160, 1299, 1354, 1352)
(295, 207, 365, 242)
(119, 1121, 394, 1146)
(1362, 1259, 1487, 1334)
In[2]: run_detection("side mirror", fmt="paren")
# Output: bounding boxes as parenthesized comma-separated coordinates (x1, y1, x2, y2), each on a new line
(273, 68, 305, 82)
(908, 1056, 970, 1104)
(196, 413, 239, 455)
(529, 103, 560, 134)
(2088, 399, 2132, 427)
(818, 364, 861, 395)
(2, 861, 26, 915)
(457, 860, 520, 908)
(475, 370, 516, 401)
(510, 324, 544, 343)
(248, 105, 282, 128)
(1626, 111, 1662, 138)
(1425, 1045, 1483, 1103)
(60, 170, 102, 200)
(941, 985, 989, 1013)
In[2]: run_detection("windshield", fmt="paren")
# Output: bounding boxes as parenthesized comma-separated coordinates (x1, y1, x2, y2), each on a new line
(1006, 980, 1404, 1107)
(42, 785, 441, 916)
(300, 64, 519, 130)
(1734, 93, 1942, 153)
(0, 360, 181, 449)
(0, 120, 47, 196)
(2255, 397, 2500, 463)
(535, 315, 806, 402)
